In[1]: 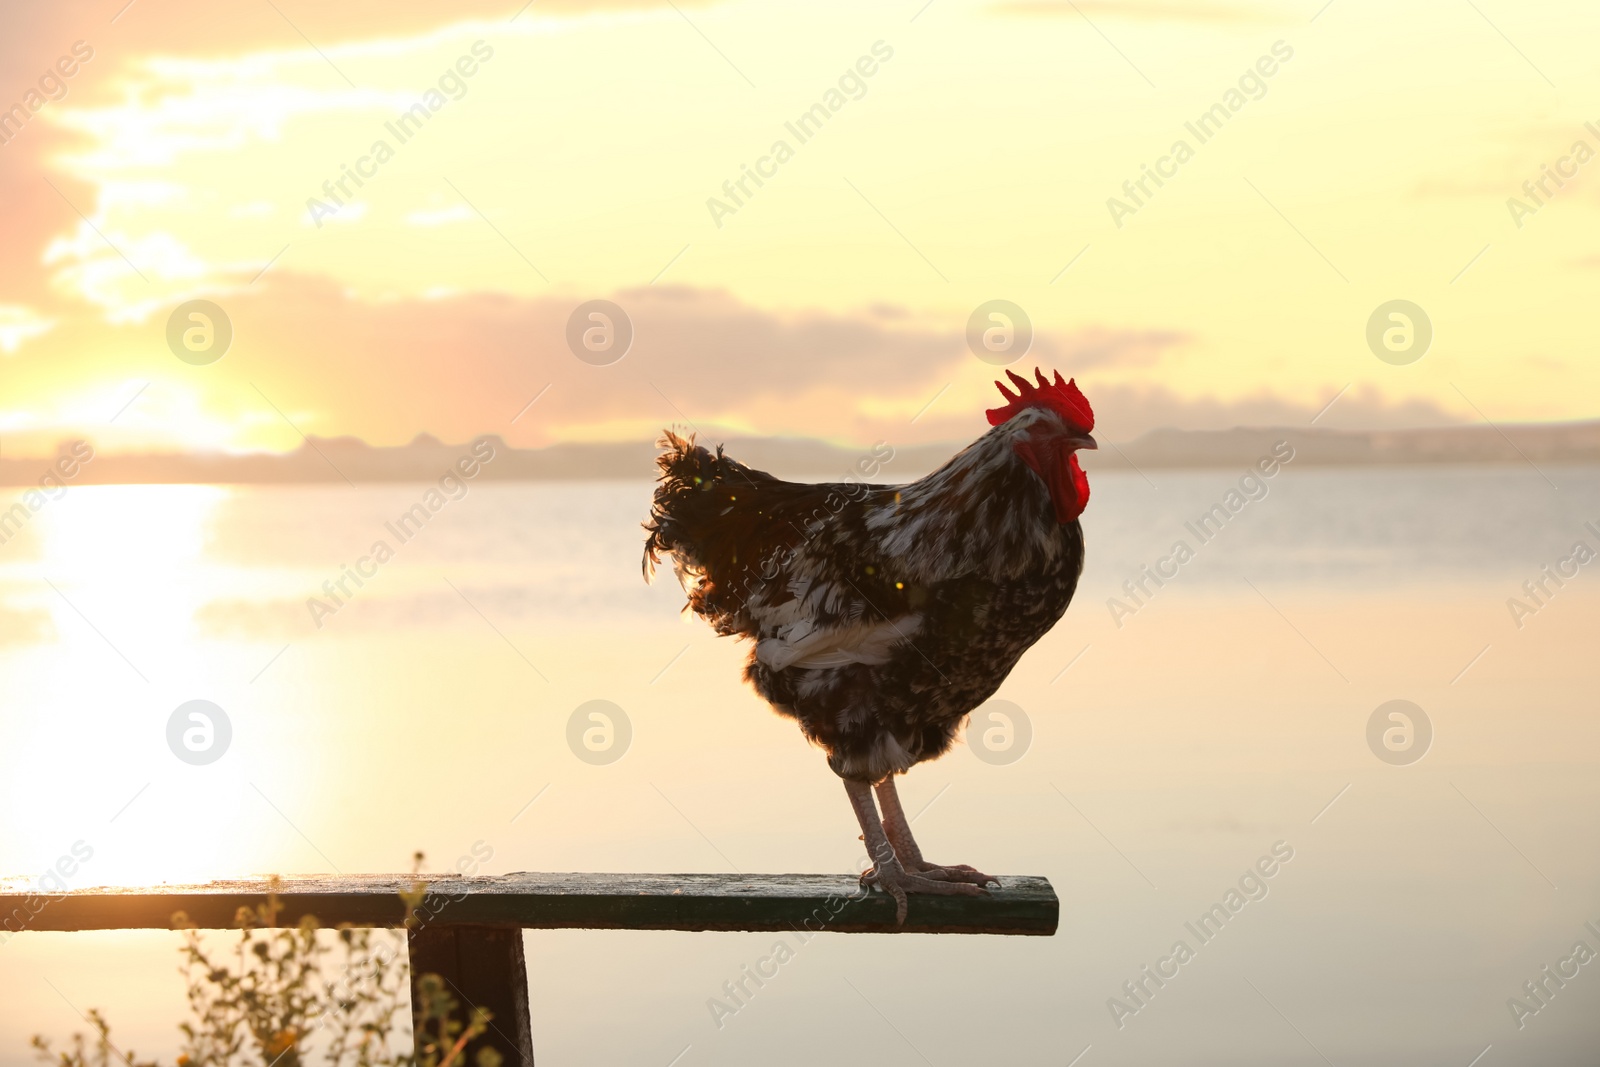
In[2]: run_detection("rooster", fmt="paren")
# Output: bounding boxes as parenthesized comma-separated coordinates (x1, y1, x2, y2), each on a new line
(643, 368, 1095, 921)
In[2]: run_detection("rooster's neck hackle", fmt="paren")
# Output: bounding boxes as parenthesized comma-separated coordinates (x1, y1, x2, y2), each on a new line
(865, 406, 1074, 582)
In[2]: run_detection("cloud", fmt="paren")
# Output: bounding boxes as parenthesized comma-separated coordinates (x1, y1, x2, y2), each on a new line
(221, 277, 1187, 445)
(1411, 118, 1600, 205)
(0, 306, 56, 354)
(4, 0, 721, 84)
(1084, 382, 1464, 440)
(4, 275, 1193, 453)
(5, 273, 1472, 459)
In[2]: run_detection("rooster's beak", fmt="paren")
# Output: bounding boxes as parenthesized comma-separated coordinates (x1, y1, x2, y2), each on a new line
(1068, 434, 1098, 451)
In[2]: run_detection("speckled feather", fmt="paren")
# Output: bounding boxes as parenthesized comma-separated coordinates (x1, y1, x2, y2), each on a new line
(643, 406, 1085, 782)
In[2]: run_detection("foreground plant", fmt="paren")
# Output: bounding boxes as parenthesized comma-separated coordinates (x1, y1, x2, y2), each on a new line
(32, 860, 497, 1067)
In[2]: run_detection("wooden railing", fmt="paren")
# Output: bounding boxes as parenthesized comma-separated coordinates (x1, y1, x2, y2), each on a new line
(2, 872, 1058, 1066)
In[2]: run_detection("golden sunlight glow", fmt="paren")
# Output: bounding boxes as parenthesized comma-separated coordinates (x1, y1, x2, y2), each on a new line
(0, 0, 1592, 456)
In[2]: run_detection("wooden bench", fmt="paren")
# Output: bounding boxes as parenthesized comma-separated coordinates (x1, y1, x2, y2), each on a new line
(2, 872, 1058, 1065)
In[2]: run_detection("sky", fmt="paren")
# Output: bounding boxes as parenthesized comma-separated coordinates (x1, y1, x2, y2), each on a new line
(1, 0, 1597, 456)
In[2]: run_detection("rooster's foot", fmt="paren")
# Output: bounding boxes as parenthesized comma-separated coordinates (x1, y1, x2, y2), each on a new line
(903, 861, 999, 888)
(860, 859, 989, 925)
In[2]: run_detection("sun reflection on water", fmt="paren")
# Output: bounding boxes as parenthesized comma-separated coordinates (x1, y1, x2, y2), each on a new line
(1, 485, 271, 888)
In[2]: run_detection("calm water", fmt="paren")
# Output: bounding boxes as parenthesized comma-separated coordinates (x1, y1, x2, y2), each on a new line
(1, 465, 1597, 1065)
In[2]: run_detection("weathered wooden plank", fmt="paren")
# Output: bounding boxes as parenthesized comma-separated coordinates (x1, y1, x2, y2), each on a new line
(0, 873, 1058, 936)
(409, 923, 536, 1067)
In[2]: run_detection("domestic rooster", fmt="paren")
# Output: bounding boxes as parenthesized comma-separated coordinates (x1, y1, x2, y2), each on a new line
(643, 368, 1095, 921)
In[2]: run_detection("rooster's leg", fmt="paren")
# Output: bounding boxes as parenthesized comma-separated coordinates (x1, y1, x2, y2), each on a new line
(845, 778, 986, 924)
(874, 775, 998, 888)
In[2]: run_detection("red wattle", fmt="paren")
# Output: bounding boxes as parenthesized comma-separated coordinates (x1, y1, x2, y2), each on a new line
(1013, 441, 1089, 524)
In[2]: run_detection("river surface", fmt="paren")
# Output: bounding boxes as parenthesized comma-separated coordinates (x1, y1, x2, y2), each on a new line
(1, 465, 1597, 1065)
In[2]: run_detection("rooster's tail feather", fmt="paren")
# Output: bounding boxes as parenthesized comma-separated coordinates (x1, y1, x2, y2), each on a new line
(642, 428, 718, 585)
(643, 429, 840, 636)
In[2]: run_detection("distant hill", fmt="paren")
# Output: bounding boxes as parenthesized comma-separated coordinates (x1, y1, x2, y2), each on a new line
(3, 421, 1598, 486)
(1103, 420, 1600, 470)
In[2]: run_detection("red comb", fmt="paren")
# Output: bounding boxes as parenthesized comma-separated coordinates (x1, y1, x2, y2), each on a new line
(985, 368, 1094, 431)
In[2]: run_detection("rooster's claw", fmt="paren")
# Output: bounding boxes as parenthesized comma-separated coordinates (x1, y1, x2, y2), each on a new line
(860, 859, 989, 924)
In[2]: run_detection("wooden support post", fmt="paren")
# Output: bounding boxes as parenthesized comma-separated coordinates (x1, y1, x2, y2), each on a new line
(408, 923, 535, 1067)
